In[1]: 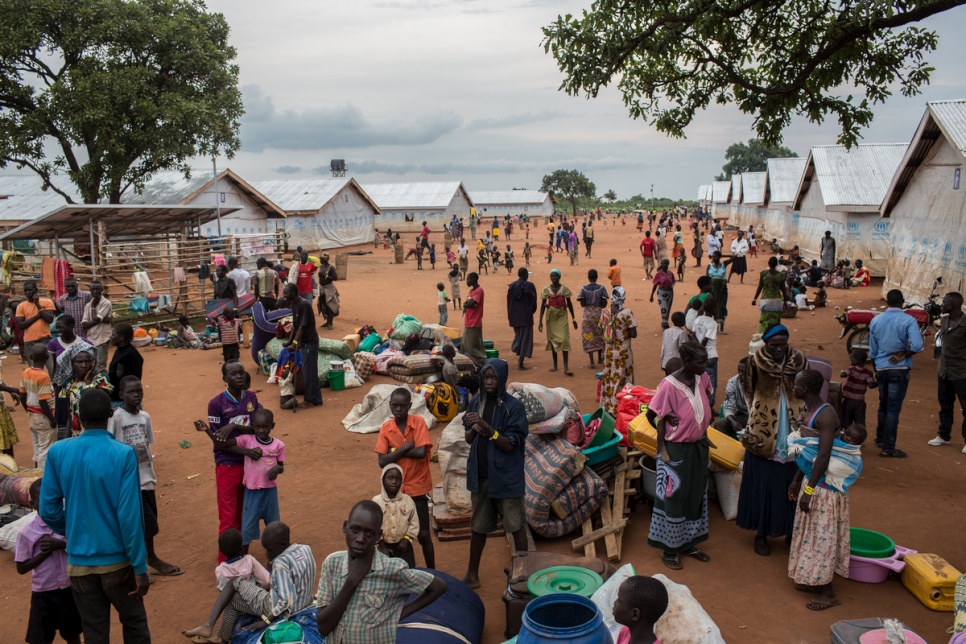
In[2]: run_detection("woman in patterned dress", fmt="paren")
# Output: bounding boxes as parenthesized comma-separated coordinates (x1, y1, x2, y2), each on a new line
(56, 343, 112, 437)
(649, 259, 676, 329)
(577, 269, 608, 368)
(538, 269, 578, 376)
(599, 287, 638, 416)
(752, 256, 788, 333)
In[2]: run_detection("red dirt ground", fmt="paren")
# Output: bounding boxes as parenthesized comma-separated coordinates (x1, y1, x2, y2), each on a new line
(2, 218, 963, 643)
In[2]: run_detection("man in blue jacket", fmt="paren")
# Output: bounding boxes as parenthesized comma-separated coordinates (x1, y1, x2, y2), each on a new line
(41, 388, 150, 643)
(869, 289, 924, 458)
(461, 358, 528, 589)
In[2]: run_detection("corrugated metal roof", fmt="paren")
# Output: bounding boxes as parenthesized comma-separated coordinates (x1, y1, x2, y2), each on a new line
(696, 184, 711, 201)
(0, 175, 76, 222)
(712, 181, 732, 203)
(360, 181, 472, 210)
(250, 178, 353, 212)
(121, 170, 211, 205)
(808, 143, 908, 207)
(929, 100, 966, 157)
(731, 175, 742, 203)
(767, 157, 808, 203)
(467, 190, 549, 206)
(741, 172, 767, 204)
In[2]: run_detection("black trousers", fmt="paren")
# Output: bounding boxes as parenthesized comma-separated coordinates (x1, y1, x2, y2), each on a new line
(841, 397, 867, 430)
(70, 566, 150, 644)
(938, 374, 966, 442)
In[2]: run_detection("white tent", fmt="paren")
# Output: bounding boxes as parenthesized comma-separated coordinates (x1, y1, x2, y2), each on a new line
(710, 180, 732, 218)
(759, 157, 808, 246)
(360, 181, 474, 234)
(880, 99, 966, 304)
(468, 190, 553, 219)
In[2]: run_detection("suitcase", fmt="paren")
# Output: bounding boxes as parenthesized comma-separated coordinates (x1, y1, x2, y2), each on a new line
(901, 553, 961, 611)
(502, 551, 616, 638)
(830, 618, 926, 644)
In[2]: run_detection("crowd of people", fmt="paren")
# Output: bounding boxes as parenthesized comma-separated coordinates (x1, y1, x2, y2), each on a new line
(2, 206, 962, 644)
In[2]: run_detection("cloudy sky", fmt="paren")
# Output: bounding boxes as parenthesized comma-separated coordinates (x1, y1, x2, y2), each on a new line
(206, 1, 965, 199)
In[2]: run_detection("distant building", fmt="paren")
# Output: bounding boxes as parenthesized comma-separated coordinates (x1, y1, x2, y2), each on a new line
(467, 190, 554, 220)
(360, 181, 474, 234)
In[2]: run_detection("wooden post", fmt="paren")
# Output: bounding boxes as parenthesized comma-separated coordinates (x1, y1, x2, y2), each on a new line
(89, 222, 97, 279)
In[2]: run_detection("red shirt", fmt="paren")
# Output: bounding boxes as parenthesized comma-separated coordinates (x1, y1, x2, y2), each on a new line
(295, 261, 316, 295)
(464, 286, 484, 328)
(640, 237, 656, 257)
(421, 225, 430, 240)
(374, 415, 433, 496)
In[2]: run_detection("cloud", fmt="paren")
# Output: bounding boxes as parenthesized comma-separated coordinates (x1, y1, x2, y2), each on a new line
(345, 156, 656, 175)
(274, 165, 302, 174)
(240, 85, 463, 152)
(371, 1, 444, 9)
(464, 110, 562, 130)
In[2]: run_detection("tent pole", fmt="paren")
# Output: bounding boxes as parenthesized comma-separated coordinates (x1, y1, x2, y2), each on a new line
(213, 158, 222, 237)
(89, 222, 97, 278)
(55, 234, 62, 260)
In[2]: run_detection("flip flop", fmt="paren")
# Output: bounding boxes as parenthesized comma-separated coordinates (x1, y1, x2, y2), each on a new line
(661, 552, 683, 570)
(680, 548, 710, 562)
(879, 449, 908, 458)
(806, 598, 841, 611)
(151, 565, 185, 577)
(564, 371, 574, 376)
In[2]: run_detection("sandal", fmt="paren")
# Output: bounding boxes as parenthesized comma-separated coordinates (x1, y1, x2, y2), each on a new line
(806, 598, 841, 611)
(680, 547, 710, 562)
(661, 552, 683, 570)
(879, 448, 908, 458)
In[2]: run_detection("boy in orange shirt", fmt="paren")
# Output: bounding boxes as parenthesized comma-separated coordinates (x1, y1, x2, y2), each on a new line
(607, 258, 623, 288)
(374, 387, 435, 568)
(19, 345, 56, 469)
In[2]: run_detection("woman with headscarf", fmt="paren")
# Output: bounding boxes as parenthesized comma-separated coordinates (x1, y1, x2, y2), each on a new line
(649, 258, 676, 330)
(317, 253, 340, 328)
(752, 256, 788, 334)
(646, 341, 714, 569)
(707, 251, 733, 334)
(538, 269, 578, 375)
(55, 342, 113, 436)
(654, 229, 668, 265)
(576, 269, 608, 368)
(599, 286, 639, 415)
(736, 324, 808, 556)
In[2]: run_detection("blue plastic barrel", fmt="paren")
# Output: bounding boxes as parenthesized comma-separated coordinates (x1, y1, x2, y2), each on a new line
(517, 594, 612, 643)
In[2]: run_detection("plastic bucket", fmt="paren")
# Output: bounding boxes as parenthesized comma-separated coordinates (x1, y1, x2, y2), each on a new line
(327, 370, 345, 391)
(586, 407, 616, 448)
(517, 593, 611, 644)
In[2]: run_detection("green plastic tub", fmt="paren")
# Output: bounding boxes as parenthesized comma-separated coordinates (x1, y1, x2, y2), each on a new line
(585, 407, 616, 448)
(327, 369, 345, 391)
(526, 565, 604, 598)
(582, 430, 623, 466)
(849, 528, 895, 559)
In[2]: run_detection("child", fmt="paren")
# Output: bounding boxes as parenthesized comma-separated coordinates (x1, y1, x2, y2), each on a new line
(795, 288, 814, 311)
(441, 344, 460, 388)
(611, 574, 669, 644)
(840, 349, 876, 428)
(789, 423, 866, 496)
(429, 244, 437, 270)
(525, 223, 530, 240)
(813, 281, 828, 308)
(436, 282, 450, 326)
(546, 242, 553, 264)
(477, 243, 489, 275)
(504, 245, 515, 275)
(523, 242, 532, 267)
(109, 375, 181, 577)
(660, 311, 689, 370)
(841, 259, 853, 288)
(217, 306, 241, 363)
(675, 251, 686, 282)
(685, 297, 702, 332)
(607, 259, 622, 288)
(202, 408, 285, 551)
(15, 479, 83, 644)
(19, 344, 56, 469)
(446, 248, 456, 266)
(374, 387, 435, 568)
(373, 464, 419, 568)
(373, 230, 382, 249)
(316, 501, 446, 643)
(448, 265, 462, 310)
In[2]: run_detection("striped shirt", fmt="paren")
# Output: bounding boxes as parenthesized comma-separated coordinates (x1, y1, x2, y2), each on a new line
(20, 366, 53, 414)
(58, 292, 92, 338)
(842, 366, 875, 400)
(268, 543, 317, 619)
(217, 317, 240, 345)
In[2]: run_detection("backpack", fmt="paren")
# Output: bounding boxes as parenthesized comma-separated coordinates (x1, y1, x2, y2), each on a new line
(427, 382, 459, 422)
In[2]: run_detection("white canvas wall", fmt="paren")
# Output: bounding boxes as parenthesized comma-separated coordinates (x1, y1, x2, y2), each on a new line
(196, 184, 271, 237)
(884, 136, 966, 304)
(269, 188, 375, 250)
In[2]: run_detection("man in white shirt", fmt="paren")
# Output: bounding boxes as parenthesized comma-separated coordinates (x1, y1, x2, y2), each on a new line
(227, 257, 251, 296)
(706, 229, 722, 259)
(456, 238, 470, 280)
(692, 297, 720, 407)
(82, 281, 113, 371)
(729, 230, 750, 284)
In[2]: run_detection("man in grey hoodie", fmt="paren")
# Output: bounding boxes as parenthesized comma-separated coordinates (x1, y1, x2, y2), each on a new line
(461, 359, 529, 589)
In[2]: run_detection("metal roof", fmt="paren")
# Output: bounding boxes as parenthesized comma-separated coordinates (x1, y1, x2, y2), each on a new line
(696, 184, 710, 201)
(882, 99, 966, 217)
(703, 185, 713, 201)
(359, 181, 473, 210)
(795, 143, 907, 211)
(712, 181, 732, 203)
(467, 190, 551, 206)
(766, 157, 808, 203)
(740, 172, 767, 204)
(0, 204, 240, 241)
(123, 169, 287, 218)
(730, 175, 742, 203)
(0, 175, 76, 222)
(249, 178, 379, 215)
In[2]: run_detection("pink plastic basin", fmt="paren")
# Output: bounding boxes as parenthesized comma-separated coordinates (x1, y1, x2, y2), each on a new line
(848, 545, 915, 583)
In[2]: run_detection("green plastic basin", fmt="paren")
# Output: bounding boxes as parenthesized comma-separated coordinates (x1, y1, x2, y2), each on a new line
(526, 565, 604, 598)
(850, 528, 895, 559)
(586, 407, 616, 448)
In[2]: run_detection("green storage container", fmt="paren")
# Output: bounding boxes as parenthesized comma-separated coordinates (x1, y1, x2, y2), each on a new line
(850, 528, 895, 559)
(485, 348, 500, 359)
(526, 566, 604, 598)
(483, 339, 495, 349)
(582, 430, 623, 466)
(327, 369, 345, 391)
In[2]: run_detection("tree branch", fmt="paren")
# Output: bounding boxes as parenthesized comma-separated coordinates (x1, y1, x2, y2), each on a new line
(0, 156, 76, 204)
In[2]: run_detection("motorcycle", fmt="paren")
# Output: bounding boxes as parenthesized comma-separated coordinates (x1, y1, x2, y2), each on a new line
(836, 277, 943, 354)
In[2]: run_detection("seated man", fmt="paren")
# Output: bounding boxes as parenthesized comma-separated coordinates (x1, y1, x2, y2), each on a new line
(185, 522, 316, 643)
(714, 357, 749, 438)
(316, 500, 446, 644)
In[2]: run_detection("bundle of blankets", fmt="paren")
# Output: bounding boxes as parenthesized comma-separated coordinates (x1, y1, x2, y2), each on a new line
(264, 337, 354, 386)
(507, 383, 608, 538)
(358, 349, 475, 385)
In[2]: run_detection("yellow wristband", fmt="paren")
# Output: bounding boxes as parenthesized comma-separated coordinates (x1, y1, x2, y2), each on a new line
(490, 430, 500, 441)
(403, 535, 413, 542)
(803, 485, 815, 496)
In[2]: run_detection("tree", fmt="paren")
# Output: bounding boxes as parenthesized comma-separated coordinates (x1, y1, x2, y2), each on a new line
(542, 0, 963, 147)
(541, 169, 596, 215)
(603, 189, 618, 202)
(716, 139, 798, 180)
(0, 0, 243, 203)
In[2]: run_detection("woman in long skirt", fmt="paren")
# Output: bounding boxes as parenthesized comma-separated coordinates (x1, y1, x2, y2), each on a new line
(598, 287, 638, 416)
(707, 251, 732, 334)
(752, 256, 788, 334)
(538, 269, 578, 375)
(647, 341, 713, 569)
(577, 270, 608, 367)
(649, 259, 676, 329)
